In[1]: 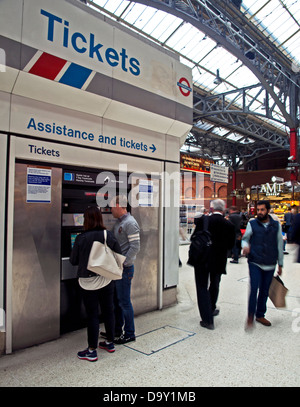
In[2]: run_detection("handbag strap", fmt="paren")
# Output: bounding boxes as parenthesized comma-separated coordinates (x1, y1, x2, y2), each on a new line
(103, 229, 107, 245)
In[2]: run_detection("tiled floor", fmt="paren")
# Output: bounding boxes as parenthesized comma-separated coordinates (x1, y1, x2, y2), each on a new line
(0, 244, 299, 387)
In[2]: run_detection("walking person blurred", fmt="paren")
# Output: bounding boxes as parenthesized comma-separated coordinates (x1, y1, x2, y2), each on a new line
(291, 212, 300, 262)
(284, 207, 296, 243)
(242, 200, 284, 330)
(70, 206, 122, 362)
(193, 199, 235, 330)
(228, 206, 242, 264)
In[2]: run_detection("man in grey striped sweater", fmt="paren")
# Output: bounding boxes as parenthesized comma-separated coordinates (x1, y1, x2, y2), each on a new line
(110, 195, 140, 344)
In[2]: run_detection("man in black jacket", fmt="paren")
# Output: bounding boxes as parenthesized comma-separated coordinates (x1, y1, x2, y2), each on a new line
(291, 212, 300, 262)
(228, 206, 242, 264)
(193, 199, 235, 330)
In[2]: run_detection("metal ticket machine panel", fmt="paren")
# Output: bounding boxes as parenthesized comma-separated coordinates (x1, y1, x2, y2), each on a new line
(12, 162, 61, 350)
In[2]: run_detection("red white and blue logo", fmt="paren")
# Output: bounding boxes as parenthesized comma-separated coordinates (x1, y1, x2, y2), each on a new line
(177, 77, 192, 97)
(24, 51, 95, 90)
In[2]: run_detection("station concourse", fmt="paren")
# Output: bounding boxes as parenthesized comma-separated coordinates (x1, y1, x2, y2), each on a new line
(0, 0, 299, 390)
(0, 243, 299, 388)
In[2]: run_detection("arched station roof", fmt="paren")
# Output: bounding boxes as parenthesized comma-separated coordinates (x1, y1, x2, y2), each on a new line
(85, 0, 300, 170)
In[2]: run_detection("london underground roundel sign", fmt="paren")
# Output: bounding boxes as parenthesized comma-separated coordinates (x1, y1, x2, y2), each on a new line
(177, 77, 192, 96)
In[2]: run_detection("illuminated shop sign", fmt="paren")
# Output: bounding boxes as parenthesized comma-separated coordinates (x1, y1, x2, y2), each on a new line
(260, 182, 283, 196)
(180, 153, 213, 173)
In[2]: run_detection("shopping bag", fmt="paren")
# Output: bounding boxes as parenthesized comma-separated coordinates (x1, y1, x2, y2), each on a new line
(87, 230, 126, 280)
(268, 275, 288, 308)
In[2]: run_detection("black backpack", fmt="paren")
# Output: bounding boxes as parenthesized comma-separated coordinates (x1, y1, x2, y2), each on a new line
(187, 216, 212, 267)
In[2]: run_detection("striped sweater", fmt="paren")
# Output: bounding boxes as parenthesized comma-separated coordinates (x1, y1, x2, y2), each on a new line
(112, 213, 140, 267)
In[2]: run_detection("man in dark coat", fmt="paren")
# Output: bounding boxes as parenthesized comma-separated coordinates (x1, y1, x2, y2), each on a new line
(228, 206, 242, 263)
(284, 207, 296, 242)
(291, 212, 300, 262)
(193, 199, 235, 330)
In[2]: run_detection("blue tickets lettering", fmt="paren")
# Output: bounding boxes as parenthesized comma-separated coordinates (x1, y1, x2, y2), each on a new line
(41, 9, 140, 76)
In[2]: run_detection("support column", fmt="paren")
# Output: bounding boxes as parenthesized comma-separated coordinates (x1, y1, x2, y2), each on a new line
(232, 170, 236, 206)
(290, 128, 298, 181)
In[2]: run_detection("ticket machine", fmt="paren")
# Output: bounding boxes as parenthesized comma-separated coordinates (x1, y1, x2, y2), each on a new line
(60, 167, 129, 333)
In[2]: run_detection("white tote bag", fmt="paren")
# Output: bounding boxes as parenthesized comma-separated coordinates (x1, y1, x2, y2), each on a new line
(87, 230, 126, 280)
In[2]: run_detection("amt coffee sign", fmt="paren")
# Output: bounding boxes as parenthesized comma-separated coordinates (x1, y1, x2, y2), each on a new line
(260, 182, 283, 196)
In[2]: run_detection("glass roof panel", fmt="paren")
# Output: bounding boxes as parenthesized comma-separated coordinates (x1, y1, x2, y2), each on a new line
(180, 145, 200, 153)
(120, 3, 150, 23)
(152, 15, 184, 43)
(200, 47, 236, 73)
(226, 133, 244, 142)
(96, 0, 130, 16)
(242, 0, 300, 65)
(253, 4, 293, 41)
(194, 121, 214, 131)
(131, 7, 160, 30)
(192, 38, 218, 64)
(242, 0, 266, 15)
(212, 127, 229, 136)
(142, 10, 175, 37)
(163, 23, 194, 50)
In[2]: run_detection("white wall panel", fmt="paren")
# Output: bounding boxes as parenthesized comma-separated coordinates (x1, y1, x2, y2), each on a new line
(0, 0, 23, 41)
(10, 94, 102, 149)
(0, 68, 19, 94)
(0, 134, 7, 316)
(0, 92, 10, 132)
(11, 71, 111, 117)
(103, 99, 172, 134)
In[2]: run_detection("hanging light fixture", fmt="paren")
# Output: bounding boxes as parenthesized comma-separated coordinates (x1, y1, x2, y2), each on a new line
(213, 69, 222, 85)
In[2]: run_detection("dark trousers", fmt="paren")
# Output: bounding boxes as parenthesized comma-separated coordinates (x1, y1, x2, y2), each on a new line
(81, 281, 115, 349)
(194, 265, 222, 325)
(232, 237, 241, 261)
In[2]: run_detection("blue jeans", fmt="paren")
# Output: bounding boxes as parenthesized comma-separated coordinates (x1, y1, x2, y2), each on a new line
(115, 265, 135, 338)
(248, 263, 275, 319)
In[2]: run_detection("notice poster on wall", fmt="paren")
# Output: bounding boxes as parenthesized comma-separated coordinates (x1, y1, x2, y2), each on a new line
(139, 180, 153, 206)
(27, 167, 52, 203)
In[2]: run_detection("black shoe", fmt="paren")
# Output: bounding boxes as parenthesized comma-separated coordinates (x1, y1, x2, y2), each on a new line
(212, 309, 220, 317)
(230, 260, 238, 264)
(200, 321, 214, 330)
(114, 334, 136, 344)
(100, 331, 122, 341)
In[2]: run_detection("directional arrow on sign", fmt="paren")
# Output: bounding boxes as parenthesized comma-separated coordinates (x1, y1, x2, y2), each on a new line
(150, 144, 156, 153)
